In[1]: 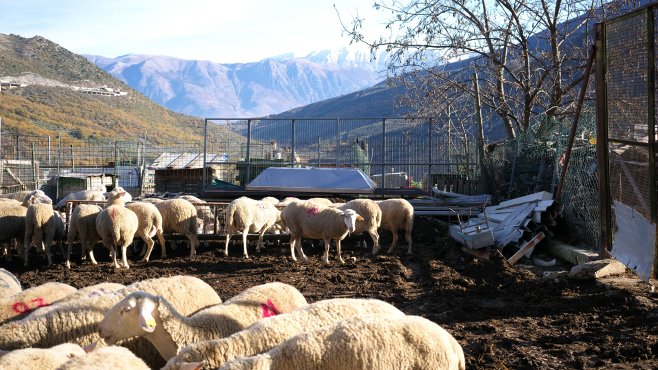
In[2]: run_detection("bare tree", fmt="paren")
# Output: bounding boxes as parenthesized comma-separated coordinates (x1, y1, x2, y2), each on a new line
(338, 0, 627, 140)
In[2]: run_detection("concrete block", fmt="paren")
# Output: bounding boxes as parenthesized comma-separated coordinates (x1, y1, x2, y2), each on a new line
(569, 259, 627, 280)
(545, 239, 599, 265)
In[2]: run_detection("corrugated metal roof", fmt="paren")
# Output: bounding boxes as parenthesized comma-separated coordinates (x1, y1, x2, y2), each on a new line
(149, 153, 228, 170)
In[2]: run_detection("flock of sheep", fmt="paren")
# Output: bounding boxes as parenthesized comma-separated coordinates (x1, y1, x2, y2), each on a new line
(0, 187, 415, 269)
(0, 270, 465, 369)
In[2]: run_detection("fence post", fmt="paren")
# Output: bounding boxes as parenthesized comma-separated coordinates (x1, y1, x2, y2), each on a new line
(113, 142, 118, 188)
(70, 145, 75, 171)
(382, 118, 386, 189)
(291, 119, 296, 166)
(428, 118, 433, 192)
(336, 119, 341, 167)
(246, 120, 252, 185)
(31, 143, 37, 190)
(56, 133, 61, 201)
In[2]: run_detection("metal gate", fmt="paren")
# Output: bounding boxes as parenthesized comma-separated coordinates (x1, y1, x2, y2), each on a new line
(596, 4, 658, 280)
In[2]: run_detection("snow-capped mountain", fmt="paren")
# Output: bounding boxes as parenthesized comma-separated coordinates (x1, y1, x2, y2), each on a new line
(86, 48, 388, 118)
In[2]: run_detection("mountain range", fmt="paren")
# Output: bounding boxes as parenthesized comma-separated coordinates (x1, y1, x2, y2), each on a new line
(86, 48, 389, 118)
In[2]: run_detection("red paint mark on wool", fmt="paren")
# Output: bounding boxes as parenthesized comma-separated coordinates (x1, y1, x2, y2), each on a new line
(305, 207, 320, 217)
(110, 208, 117, 221)
(261, 299, 280, 318)
(11, 297, 50, 314)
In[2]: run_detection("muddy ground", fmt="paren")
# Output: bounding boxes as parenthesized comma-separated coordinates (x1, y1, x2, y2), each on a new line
(2, 216, 657, 369)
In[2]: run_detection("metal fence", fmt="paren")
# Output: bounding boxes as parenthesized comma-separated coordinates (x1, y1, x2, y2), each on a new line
(596, 4, 658, 279)
(0, 133, 203, 202)
(202, 118, 481, 194)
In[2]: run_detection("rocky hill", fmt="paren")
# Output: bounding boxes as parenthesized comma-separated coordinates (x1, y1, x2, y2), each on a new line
(0, 33, 238, 145)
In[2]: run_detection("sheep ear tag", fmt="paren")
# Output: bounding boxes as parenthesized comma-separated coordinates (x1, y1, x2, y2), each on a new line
(139, 304, 157, 333)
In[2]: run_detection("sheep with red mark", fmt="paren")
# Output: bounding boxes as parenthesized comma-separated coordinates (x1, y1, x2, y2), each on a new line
(162, 298, 404, 370)
(280, 200, 363, 263)
(224, 197, 283, 258)
(98, 282, 307, 363)
(0, 282, 77, 324)
(0, 275, 222, 369)
(376, 198, 414, 255)
(95, 188, 138, 268)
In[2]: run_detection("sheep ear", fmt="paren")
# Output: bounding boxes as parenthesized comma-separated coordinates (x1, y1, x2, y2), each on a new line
(83, 341, 99, 353)
(356, 215, 364, 221)
(179, 362, 204, 370)
(138, 298, 158, 333)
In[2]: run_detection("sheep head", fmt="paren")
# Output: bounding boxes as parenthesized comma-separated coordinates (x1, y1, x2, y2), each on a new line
(98, 291, 160, 345)
(341, 209, 364, 234)
(21, 190, 53, 206)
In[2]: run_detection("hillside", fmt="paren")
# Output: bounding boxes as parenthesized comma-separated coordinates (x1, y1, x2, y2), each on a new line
(0, 33, 239, 145)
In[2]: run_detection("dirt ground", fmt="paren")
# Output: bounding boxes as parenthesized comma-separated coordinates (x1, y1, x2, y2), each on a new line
(2, 216, 657, 370)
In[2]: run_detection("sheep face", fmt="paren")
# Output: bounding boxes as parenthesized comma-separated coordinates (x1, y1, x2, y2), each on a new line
(22, 190, 52, 205)
(341, 209, 364, 233)
(99, 292, 159, 345)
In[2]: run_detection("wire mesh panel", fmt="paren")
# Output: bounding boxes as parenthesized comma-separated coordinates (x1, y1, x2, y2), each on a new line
(605, 11, 652, 221)
(203, 117, 480, 194)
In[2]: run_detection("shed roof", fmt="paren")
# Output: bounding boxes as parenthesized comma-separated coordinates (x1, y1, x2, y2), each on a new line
(246, 167, 376, 193)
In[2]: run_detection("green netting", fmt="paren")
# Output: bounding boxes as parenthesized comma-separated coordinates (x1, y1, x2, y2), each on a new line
(485, 110, 599, 249)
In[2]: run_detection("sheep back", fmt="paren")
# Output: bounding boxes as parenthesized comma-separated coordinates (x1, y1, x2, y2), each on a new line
(280, 201, 349, 240)
(0, 268, 21, 298)
(56, 345, 151, 370)
(0, 282, 77, 324)
(95, 205, 139, 247)
(0, 342, 86, 370)
(154, 199, 198, 236)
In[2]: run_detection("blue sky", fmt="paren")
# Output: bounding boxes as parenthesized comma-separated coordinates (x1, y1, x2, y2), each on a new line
(0, 0, 385, 63)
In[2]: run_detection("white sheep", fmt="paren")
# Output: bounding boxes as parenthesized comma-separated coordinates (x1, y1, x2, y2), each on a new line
(0, 342, 87, 370)
(56, 345, 151, 370)
(66, 204, 103, 269)
(51, 282, 126, 307)
(0, 282, 77, 324)
(337, 199, 382, 253)
(0, 190, 36, 201)
(163, 298, 404, 370)
(275, 197, 300, 208)
(0, 191, 53, 261)
(95, 188, 139, 268)
(306, 197, 334, 207)
(126, 201, 167, 262)
(98, 282, 307, 362)
(23, 203, 65, 267)
(218, 314, 466, 370)
(0, 275, 222, 369)
(0, 268, 21, 298)
(176, 195, 216, 234)
(224, 197, 282, 258)
(54, 188, 106, 209)
(376, 198, 414, 255)
(280, 200, 363, 263)
(260, 196, 279, 206)
(154, 199, 199, 257)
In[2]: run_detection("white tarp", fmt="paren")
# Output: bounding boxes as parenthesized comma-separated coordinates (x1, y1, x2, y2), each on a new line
(246, 167, 376, 193)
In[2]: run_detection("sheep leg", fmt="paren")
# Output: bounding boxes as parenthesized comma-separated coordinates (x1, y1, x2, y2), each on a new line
(141, 236, 155, 263)
(370, 229, 381, 255)
(242, 229, 249, 259)
(186, 233, 199, 257)
(66, 231, 76, 269)
(224, 232, 232, 256)
(289, 236, 297, 261)
(387, 230, 399, 254)
(336, 238, 345, 264)
(405, 229, 413, 255)
(322, 237, 331, 264)
(120, 244, 130, 269)
(106, 242, 120, 269)
(23, 229, 34, 267)
(43, 234, 55, 266)
(87, 242, 98, 265)
(156, 230, 167, 259)
(256, 227, 268, 253)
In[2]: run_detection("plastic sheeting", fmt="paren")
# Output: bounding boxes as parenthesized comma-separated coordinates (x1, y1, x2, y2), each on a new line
(246, 167, 376, 193)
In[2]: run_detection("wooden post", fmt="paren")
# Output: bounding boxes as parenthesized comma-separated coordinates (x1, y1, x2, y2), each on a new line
(31, 143, 37, 190)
